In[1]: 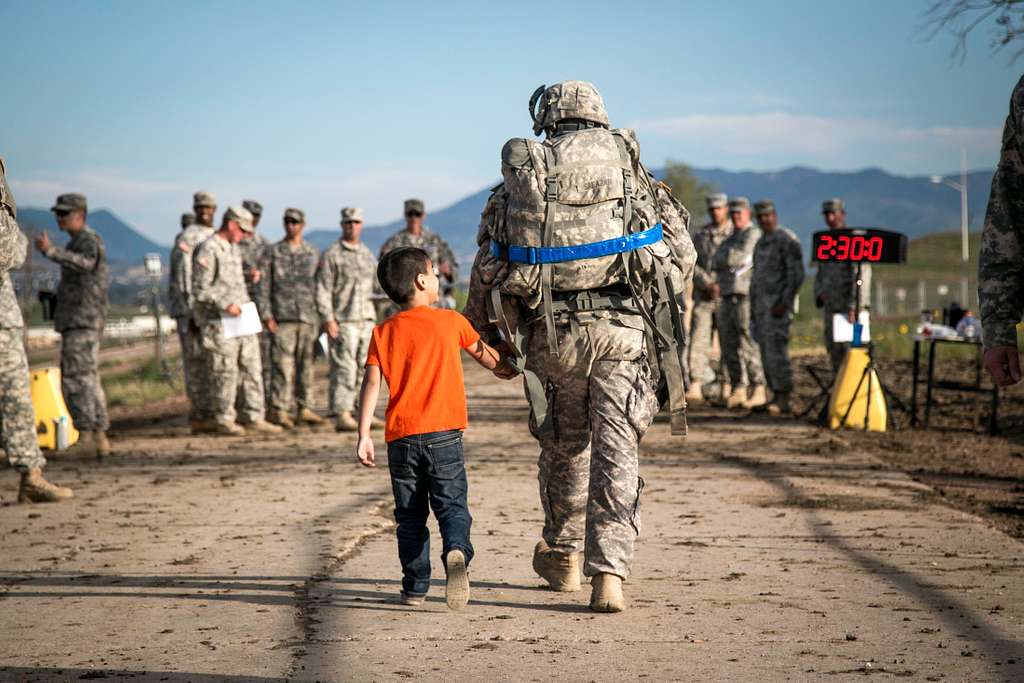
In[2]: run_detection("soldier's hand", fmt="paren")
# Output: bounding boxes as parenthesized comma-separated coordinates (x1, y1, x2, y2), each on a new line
(324, 320, 340, 340)
(770, 303, 788, 318)
(706, 283, 720, 300)
(984, 346, 1022, 387)
(35, 231, 51, 253)
(493, 358, 520, 380)
(248, 268, 261, 284)
(266, 318, 278, 334)
(847, 308, 856, 324)
(816, 294, 826, 308)
(356, 436, 376, 468)
(225, 303, 242, 316)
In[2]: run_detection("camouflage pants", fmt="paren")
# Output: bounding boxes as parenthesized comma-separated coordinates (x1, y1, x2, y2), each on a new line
(688, 298, 723, 385)
(328, 321, 374, 414)
(0, 328, 46, 473)
(60, 328, 109, 432)
(752, 307, 793, 393)
(823, 309, 848, 372)
(176, 317, 212, 421)
(270, 321, 317, 415)
(237, 331, 272, 413)
(201, 323, 265, 426)
(526, 315, 658, 579)
(718, 295, 765, 389)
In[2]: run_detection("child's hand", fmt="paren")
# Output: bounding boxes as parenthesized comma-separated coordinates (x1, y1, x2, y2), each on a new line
(356, 435, 376, 468)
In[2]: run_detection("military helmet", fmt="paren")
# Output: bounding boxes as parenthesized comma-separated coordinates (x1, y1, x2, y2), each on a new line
(530, 81, 610, 136)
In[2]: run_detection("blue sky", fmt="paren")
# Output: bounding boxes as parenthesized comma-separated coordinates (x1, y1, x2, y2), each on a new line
(1, 0, 1018, 245)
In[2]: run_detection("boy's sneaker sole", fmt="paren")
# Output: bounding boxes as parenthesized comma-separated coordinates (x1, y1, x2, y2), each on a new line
(400, 592, 424, 607)
(445, 550, 470, 611)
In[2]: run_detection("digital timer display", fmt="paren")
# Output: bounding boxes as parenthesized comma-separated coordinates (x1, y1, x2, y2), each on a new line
(811, 228, 907, 264)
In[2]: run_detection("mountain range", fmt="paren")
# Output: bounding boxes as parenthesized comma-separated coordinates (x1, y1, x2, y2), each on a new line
(16, 166, 996, 273)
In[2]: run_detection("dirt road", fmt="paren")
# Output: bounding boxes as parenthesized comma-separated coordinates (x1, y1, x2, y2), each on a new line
(1, 361, 1022, 682)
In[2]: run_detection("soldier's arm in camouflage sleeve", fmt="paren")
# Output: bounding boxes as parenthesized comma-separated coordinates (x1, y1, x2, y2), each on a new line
(782, 236, 805, 308)
(258, 249, 273, 322)
(378, 234, 397, 260)
(0, 215, 28, 273)
(980, 77, 1024, 351)
(191, 244, 231, 309)
(813, 264, 826, 306)
(439, 236, 458, 282)
(463, 246, 502, 346)
(691, 254, 714, 292)
(44, 234, 98, 272)
(314, 251, 336, 324)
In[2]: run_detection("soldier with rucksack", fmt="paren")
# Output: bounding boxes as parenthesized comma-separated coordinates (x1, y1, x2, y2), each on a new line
(465, 81, 695, 613)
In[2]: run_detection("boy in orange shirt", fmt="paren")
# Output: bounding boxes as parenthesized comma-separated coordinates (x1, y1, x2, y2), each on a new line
(356, 247, 509, 610)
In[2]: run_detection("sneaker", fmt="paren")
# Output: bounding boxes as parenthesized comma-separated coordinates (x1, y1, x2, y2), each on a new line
(445, 549, 470, 611)
(400, 592, 424, 607)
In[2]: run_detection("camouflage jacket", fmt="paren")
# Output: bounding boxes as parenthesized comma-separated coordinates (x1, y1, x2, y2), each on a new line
(191, 234, 250, 326)
(980, 74, 1024, 349)
(264, 239, 320, 324)
(45, 226, 109, 332)
(379, 228, 458, 282)
(691, 219, 733, 301)
(751, 226, 805, 313)
(316, 239, 378, 323)
(168, 223, 215, 318)
(813, 258, 871, 312)
(712, 224, 762, 297)
(237, 232, 271, 317)
(0, 185, 26, 329)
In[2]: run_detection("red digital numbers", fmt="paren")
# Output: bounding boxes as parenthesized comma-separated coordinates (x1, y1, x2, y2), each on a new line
(816, 234, 835, 261)
(866, 236, 883, 261)
(816, 234, 886, 261)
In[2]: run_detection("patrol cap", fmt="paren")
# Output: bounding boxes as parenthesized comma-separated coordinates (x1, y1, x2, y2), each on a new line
(753, 199, 775, 215)
(193, 191, 216, 208)
(404, 198, 425, 215)
(224, 205, 254, 233)
(822, 198, 845, 213)
(51, 193, 87, 213)
(181, 212, 195, 228)
(283, 207, 305, 223)
(341, 207, 364, 223)
(706, 193, 728, 209)
(727, 196, 751, 212)
(242, 199, 263, 216)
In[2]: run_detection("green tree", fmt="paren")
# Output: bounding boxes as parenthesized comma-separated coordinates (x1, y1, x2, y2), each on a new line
(661, 160, 717, 223)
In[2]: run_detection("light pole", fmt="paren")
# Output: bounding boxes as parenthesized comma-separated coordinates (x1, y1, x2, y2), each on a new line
(931, 148, 970, 305)
(144, 252, 170, 379)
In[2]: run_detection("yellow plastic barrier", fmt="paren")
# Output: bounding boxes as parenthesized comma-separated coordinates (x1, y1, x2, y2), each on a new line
(828, 347, 887, 432)
(30, 367, 79, 450)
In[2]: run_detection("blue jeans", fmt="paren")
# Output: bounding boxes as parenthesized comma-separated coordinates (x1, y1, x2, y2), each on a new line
(387, 429, 474, 597)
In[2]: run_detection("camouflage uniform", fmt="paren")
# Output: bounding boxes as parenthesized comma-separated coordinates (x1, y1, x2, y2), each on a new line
(169, 221, 215, 420)
(238, 231, 272, 397)
(264, 238, 320, 416)
(689, 215, 733, 386)
(191, 233, 265, 426)
(465, 82, 694, 580)
(980, 74, 1024, 350)
(751, 226, 804, 393)
(0, 171, 46, 473)
(814, 255, 871, 371)
(315, 238, 378, 414)
(712, 222, 765, 390)
(379, 228, 458, 289)
(42, 217, 110, 433)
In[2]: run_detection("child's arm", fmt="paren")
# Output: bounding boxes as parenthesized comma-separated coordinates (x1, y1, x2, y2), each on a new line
(355, 365, 382, 468)
(464, 338, 501, 370)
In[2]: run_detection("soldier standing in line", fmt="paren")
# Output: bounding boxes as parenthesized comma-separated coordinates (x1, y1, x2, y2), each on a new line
(813, 198, 871, 372)
(191, 206, 282, 436)
(687, 193, 733, 403)
(316, 207, 384, 432)
(713, 197, 767, 410)
(379, 199, 458, 308)
(34, 193, 111, 457)
(169, 192, 217, 433)
(0, 159, 74, 502)
(263, 208, 323, 429)
(239, 199, 272, 403)
(980, 75, 1024, 387)
(750, 200, 804, 416)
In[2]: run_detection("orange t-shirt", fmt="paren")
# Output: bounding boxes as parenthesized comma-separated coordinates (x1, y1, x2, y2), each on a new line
(365, 306, 481, 442)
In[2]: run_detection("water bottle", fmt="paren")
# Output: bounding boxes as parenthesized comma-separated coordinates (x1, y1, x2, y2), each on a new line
(54, 416, 69, 450)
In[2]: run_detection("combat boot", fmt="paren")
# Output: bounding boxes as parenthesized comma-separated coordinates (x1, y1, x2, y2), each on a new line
(742, 385, 768, 410)
(589, 573, 625, 613)
(685, 381, 704, 405)
(268, 411, 295, 429)
(532, 540, 581, 592)
(246, 419, 283, 434)
(767, 392, 791, 416)
(94, 431, 111, 458)
(297, 408, 324, 425)
(211, 422, 246, 436)
(18, 468, 74, 503)
(335, 411, 358, 432)
(725, 385, 748, 409)
(62, 431, 96, 457)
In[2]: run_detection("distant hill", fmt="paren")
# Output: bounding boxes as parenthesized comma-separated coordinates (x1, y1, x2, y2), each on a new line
(16, 208, 169, 266)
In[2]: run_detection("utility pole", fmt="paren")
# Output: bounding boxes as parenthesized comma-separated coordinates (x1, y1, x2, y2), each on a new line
(144, 253, 170, 379)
